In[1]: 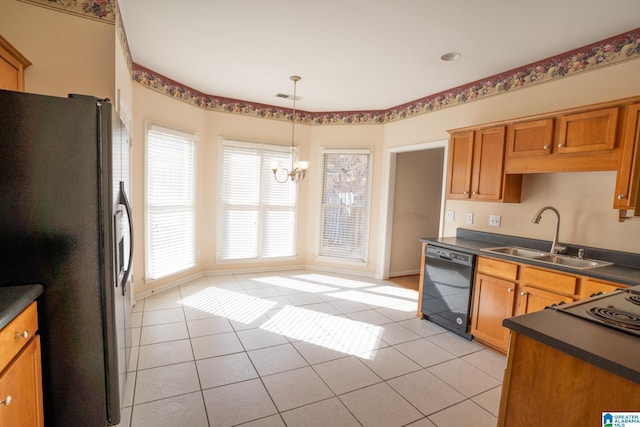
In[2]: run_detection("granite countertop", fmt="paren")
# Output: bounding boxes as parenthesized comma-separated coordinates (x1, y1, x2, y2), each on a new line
(420, 229, 640, 286)
(503, 308, 640, 384)
(0, 284, 44, 329)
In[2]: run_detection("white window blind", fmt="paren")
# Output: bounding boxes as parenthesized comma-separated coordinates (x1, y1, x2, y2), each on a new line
(218, 139, 298, 261)
(319, 148, 372, 262)
(146, 124, 196, 279)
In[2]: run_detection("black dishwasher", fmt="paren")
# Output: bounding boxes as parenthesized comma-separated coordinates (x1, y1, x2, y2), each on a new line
(421, 244, 476, 340)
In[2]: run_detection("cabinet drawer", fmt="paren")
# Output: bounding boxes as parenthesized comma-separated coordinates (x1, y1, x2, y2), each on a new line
(0, 302, 38, 372)
(521, 266, 577, 295)
(477, 256, 518, 281)
(579, 278, 625, 299)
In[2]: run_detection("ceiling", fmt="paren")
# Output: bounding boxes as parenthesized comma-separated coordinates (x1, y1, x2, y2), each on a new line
(118, 1, 640, 113)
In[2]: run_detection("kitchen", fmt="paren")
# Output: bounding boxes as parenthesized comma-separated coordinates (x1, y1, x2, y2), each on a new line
(1, 1, 640, 426)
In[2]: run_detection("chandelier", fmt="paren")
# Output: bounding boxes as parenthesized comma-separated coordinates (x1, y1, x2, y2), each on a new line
(271, 75, 309, 184)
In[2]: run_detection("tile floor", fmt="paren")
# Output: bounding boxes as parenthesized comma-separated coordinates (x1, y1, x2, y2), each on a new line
(117, 270, 505, 427)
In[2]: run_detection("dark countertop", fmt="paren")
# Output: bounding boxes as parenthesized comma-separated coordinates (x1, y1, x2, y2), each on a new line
(503, 308, 640, 384)
(0, 284, 43, 329)
(420, 229, 640, 286)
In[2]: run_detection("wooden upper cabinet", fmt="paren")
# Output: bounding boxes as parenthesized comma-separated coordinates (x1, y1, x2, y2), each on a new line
(0, 35, 31, 92)
(506, 118, 554, 158)
(556, 107, 619, 154)
(447, 126, 522, 202)
(614, 103, 640, 213)
(472, 126, 506, 200)
(446, 131, 474, 199)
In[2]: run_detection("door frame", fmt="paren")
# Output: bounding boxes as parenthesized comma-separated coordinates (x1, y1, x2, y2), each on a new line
(376, 139, 449, 280)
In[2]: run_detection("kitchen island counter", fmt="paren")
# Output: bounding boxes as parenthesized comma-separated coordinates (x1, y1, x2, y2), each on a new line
(503, 307, 640, 384)
(498, 304, 640, 426)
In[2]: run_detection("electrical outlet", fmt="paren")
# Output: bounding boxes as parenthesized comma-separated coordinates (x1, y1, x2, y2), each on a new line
(466, 212, 474, 224)
(489, 214, 501, 227)
(445, 210, 455, 222)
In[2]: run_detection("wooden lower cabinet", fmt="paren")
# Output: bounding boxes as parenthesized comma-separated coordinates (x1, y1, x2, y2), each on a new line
(516, 285, 573, 315)
(579, 277, 625, 299)
(0, 336, 44, 427)
(469, 256, 627, 353)
(0, 302, 44, 427)
(470, 272, 516, 352)
(498, 333, 640, 426)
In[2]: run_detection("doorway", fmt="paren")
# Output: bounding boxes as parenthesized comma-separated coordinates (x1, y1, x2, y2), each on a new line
(377, 140, 448, 280)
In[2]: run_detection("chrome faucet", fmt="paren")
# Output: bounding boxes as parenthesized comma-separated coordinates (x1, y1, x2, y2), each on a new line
(531, 206, 567, 254)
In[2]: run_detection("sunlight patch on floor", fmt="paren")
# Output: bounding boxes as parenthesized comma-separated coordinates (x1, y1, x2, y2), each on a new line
(256, 275, 338, 293)
(326, 289, 414, 309)
(260, 305, 383, 360)
(179, 287, 276, 324)
(290, 273, 373, 289)
(367, 285, 418, 301)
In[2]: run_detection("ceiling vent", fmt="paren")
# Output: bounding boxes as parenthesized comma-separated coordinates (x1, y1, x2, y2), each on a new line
(276, 93, 301, 100)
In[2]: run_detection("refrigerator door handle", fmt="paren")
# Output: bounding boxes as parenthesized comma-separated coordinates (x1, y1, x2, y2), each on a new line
(118, 181, 134, 295)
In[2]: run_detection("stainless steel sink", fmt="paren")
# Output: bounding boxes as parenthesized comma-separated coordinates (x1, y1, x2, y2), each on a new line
(534, 254, 612, 269)
(482, 246, 612, 270)
(484, 246, 548, 259)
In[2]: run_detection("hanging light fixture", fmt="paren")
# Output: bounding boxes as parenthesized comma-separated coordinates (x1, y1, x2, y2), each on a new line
(271, 75, 309, 184)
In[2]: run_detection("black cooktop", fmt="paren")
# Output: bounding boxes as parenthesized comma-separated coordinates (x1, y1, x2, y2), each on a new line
(550, 285, 640, 337)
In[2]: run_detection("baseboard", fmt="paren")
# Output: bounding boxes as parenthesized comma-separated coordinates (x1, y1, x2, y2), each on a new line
(389, 269, 420, 278)
(135, 264, 381, 300)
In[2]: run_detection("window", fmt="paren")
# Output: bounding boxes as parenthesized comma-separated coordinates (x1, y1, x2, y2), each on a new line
(319, 148, 372, 262)
(145, 123, 196, 279)
(218, 139, 298, 261)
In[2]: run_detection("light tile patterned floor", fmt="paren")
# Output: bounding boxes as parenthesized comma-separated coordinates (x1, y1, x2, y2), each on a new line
(117, 271, 505, 427)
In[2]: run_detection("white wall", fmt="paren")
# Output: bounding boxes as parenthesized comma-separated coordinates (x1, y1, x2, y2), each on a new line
(0, 0, 114, 100)
(389, 149, 444, 276)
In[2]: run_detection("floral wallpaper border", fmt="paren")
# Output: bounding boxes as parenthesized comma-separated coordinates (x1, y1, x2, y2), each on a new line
(18, 0, 115, 24)
(130, 27, 640, 125)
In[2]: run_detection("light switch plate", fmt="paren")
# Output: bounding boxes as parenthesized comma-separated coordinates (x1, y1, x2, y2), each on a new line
(466, 212, 473, 224)
(445, 210, 455, 221)
(489, 214, 501, 227)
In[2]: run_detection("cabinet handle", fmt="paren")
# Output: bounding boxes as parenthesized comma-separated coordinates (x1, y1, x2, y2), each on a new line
(618, 194, 626, 200)
(558, 143, 565, 148)
(15, 330, 29, 340)
(0, 396, 12, 406)
(520, 292, 528, 296)
(472, 191, 477, 195)
(508, 288, 514, 293)
(543, 144, 549, 150)
(463, 191, 469, 195)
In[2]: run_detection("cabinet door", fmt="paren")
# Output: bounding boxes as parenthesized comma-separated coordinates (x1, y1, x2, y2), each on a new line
(446, 131, 474, 199)
(614, 103, 640, 211)
(470, 273, 516, 352)
(506, 119, 554, 158)
(516, 286, 574, 315)
(556, 107, 619, 154)
(0, 336, 44, 427)
(471, 126, 506, 200)
(0, 36, 30, 92)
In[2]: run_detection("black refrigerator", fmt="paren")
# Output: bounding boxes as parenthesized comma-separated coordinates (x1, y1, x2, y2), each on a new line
(0, 89, 133, 426)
